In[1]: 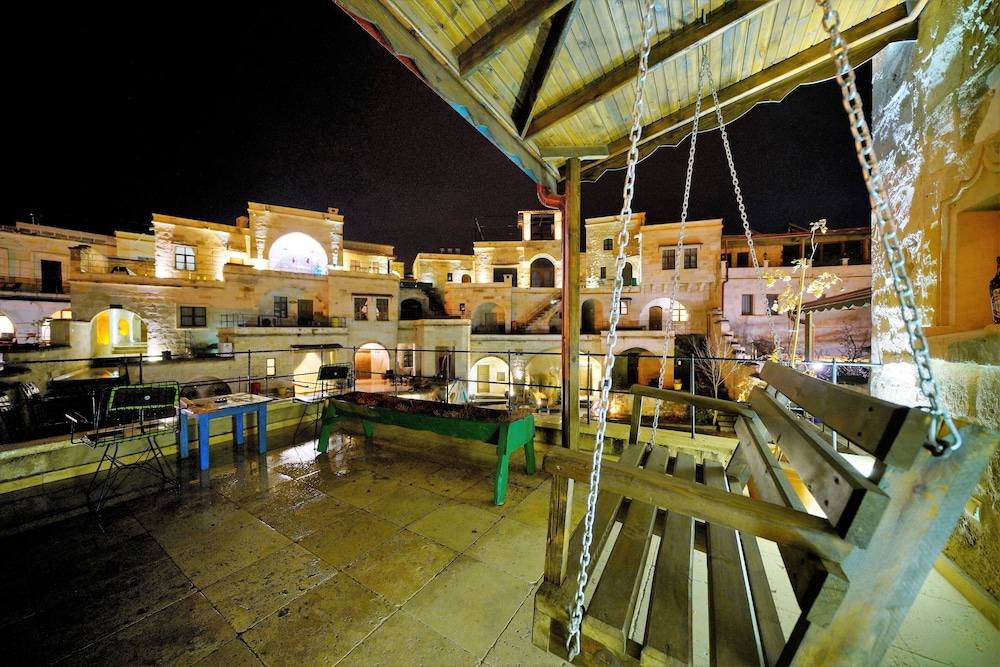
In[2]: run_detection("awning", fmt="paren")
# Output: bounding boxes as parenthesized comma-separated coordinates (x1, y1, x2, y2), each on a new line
(800, 287, 872, 313)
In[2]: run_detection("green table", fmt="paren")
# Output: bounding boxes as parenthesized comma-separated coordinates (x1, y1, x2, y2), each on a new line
(318, 393, 535, 505)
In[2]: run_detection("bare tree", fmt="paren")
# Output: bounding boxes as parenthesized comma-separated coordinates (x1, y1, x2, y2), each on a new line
(694, 330, 743, 399)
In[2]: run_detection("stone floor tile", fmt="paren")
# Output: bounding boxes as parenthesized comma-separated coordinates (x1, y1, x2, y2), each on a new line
(403, 554, 533, 659)
(484, 589, 565, 667)
(336, 610, 479, 667)
(344, 529, 458, 605)
(191, 638, 266, 666)
(365, 484, 449, 527)
(503, 486, 551, 528)
(170, 518, 292, 589)
(202, 543, 337, 633)
(892, 569, 1000, 667)
(241, 575, 394, 666)
(298, 509, 399, 568)
(409, 461, 490, 499)
(145, 503, 259, 556)
(323, 470, 402, 508)
(407, 501, 500, 552)
(60, 592, 236, 667)
(36, 555, 195, 662)
(242, 480, 354, 541)
(466, 516, 547, 582)
(454, 474, 534, 514)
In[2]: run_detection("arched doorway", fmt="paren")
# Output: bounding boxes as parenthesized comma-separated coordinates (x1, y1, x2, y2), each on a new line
(91, 308, 146, 357)
(649, 306, 663, 331)
(622, 262, 634, 286)
(469, 356, 510, 398)
(612, 347, 658, 389)
(268, 232, 328, 275)
(530, 257, 555, 287)
(355, 343, 390, 384)
(0, 312, 14, 344)
(582, 299, 603, 334)
(473, 302, 506, 333)
(400, 299, 423, 320)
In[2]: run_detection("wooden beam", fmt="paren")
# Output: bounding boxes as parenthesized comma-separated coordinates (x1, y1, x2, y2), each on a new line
(334, 0, 559, 190)
(578, 4, 919, 181)
(512, 2, 579, 138)
(539, 145, 610, 160)
(458, 0, 574, 78)
(526, 0, 771, 139)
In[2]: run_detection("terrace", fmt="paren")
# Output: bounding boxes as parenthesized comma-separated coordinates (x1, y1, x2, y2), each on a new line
(0, 408, 995, 665)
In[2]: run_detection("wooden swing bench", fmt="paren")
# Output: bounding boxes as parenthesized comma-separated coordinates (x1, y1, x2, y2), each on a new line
(534, 361, 998, 666)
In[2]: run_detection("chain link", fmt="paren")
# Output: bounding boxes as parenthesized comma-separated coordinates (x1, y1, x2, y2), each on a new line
(648, 48, 709, 444)
(565, 0, 656, 660)
(704, 55, 781, 358)
(815, 0, 961, 455)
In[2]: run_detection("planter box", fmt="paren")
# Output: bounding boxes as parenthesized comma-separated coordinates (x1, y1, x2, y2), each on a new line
(318, 392, 535, 505)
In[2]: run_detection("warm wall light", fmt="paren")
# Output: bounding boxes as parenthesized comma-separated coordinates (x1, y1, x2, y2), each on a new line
(266, 358, 276, 376)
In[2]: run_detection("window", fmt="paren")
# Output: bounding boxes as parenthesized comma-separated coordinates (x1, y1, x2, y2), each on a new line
(684, 246, 698, 269)
(376, 298, 389, 321)
(620, 300, 629, 315)
(401, 349, 414, 368)
(179, 306, 207, 327)
(274, 296, 288, 319)
(766, 294, 780, 312)
(174, 246, 195, 271)
(354, 297, 368, 320)
(661, 248, 676, 270)
(447, 272, 453, 282)
(600, 266, 607, 279)
(741, 294, 754, 316)
(603, 238, 613, 251)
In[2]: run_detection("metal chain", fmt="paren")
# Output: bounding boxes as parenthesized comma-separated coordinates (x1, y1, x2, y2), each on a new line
(565, 0, 656, 660)
(704, 54, 781, 358)
(648, 48, 708, 445)
(815, 0, 961, 455)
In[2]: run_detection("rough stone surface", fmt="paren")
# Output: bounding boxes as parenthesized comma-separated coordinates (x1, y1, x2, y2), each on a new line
(870, 0, 1000, 599)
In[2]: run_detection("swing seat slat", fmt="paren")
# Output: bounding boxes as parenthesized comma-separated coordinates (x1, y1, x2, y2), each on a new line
(533, 362, 999, 666)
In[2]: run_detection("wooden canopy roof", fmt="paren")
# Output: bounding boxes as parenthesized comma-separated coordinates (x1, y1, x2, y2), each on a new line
(333, 0, 924, 190)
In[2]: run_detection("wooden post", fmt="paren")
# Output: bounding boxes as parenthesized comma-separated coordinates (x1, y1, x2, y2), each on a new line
(562, 156, 581, 452)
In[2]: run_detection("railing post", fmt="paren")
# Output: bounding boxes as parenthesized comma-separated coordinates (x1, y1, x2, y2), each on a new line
(831, 358, 839, 450)
(689, 355, 696, 439)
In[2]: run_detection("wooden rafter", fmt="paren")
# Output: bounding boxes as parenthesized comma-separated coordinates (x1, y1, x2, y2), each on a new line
(526, 0, 771, 140)
(458, 0, 575, 79)
(512, 2, 579, 138)
(578, 4, 919, 181)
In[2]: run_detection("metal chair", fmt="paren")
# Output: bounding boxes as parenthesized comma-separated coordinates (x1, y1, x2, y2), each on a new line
(291, 363, 353, 444)
(0, 394, 16, 444)
(69, 382, 181, 510)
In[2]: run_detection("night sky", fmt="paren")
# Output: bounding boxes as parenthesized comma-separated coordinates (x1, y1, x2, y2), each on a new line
(6, 0, 872, 268)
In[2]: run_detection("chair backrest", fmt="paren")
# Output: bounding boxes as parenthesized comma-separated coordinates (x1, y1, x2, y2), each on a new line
(317, 364, 351, 381)
(99, 382, 179, 432)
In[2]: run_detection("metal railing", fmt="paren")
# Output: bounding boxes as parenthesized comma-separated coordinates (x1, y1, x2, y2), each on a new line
(0, 345, 876, 448)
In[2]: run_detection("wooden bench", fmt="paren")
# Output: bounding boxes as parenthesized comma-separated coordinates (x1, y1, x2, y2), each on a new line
(534, 361, 998, 666)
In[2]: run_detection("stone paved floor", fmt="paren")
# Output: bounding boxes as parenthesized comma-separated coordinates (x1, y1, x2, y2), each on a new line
(0, 421, 996, 666)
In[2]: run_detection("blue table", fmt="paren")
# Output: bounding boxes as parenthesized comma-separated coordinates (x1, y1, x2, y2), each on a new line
(179, 393, 270, 470)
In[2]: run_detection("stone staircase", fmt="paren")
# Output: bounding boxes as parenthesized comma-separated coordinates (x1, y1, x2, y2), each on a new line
(521, 298, 562, 333)
(709, 308, 749, 358)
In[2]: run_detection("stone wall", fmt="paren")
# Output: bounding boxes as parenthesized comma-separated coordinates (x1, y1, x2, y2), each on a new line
(870, 0, 1000, 599)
